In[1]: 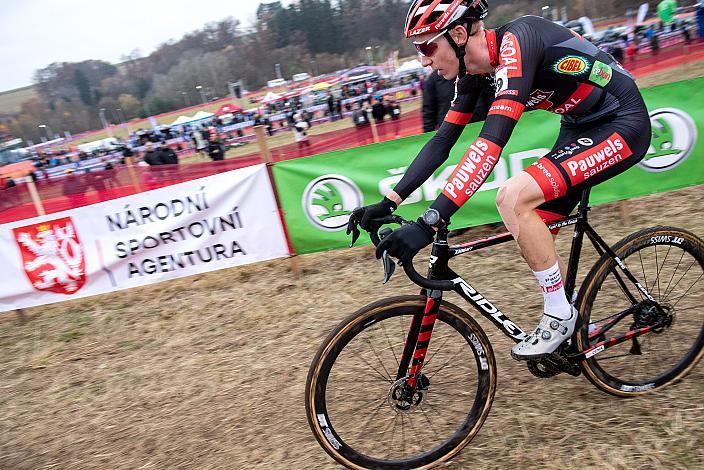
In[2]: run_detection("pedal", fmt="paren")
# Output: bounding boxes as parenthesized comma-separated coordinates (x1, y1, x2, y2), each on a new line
(544, 352, 581, 377)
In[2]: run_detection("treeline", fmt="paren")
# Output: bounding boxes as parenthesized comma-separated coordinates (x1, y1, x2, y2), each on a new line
(8, 0, 656, 143)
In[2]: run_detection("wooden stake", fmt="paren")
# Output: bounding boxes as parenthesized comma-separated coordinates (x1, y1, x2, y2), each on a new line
(288, 254, 302, 276)
(369, 118, 380, 144)
(25, 176, 46, 216)
(15, 309, 28, 325)
(125, 156, 142, 193)
(254, 125, 273, 164)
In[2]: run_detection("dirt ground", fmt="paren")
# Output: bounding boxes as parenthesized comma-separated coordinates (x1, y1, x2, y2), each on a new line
(0, 184, 702, 469)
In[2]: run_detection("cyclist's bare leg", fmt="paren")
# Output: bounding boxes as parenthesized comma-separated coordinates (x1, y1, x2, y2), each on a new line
(497, 172, 576, 358)
(496, 173, 557, 271)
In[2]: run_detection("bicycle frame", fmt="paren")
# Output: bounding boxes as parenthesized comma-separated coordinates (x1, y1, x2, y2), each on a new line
(395, 189, 665, 383)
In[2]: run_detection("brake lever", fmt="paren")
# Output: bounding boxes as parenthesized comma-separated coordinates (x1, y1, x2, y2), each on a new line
(382, 251, 396, 284)
(348, 223, 361, 248)
(379, 227, 396, 284)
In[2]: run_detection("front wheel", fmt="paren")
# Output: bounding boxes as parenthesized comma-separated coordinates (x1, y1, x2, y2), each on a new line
(576, 226, 704, 397)
(306, 295, 497, 469)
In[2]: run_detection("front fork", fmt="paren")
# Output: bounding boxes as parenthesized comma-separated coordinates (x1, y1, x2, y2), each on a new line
(395, 235, 450, 388)
(396, 290, 442, 389)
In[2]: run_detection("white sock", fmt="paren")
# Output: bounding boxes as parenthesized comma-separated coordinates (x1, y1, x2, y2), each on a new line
(533, 262, 573, 320)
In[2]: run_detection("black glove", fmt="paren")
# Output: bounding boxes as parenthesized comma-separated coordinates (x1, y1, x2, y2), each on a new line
(346, 197, 398, 233)
(375, 218, 435, 263)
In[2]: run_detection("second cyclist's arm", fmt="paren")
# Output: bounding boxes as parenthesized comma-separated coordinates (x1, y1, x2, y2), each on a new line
(389, 76, 488, 204)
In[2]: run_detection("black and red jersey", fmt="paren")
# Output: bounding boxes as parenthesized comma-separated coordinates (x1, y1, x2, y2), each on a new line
(393, 15, 647, 221)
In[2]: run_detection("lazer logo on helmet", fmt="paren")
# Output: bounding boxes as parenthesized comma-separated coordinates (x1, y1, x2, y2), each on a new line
(409, 26, 431, 36)
(561, 133, 633, 183)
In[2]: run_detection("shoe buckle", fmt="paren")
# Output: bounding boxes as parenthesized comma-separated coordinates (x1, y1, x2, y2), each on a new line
(549, 320, 560, 330)
(541, 330, 552, 340)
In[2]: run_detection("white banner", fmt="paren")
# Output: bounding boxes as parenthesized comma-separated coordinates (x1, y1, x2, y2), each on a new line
(0, 164, 290, 312)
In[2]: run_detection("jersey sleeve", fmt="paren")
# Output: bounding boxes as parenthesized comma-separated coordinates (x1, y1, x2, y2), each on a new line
(393, 75, 491, 200)
(431, 22, 544, 220)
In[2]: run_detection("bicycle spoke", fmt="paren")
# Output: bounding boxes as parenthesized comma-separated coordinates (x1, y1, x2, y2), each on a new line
(363, 335, 393, 381)
(352, 349, 393, 383)
(663, 259, 697, 302)
(314, 306, 491, 465)
(662, 250, 686, 300)
(638, 250, 649, 298)
(381, 321, 400, 367)
(418, 404, 441, 442)
(669, 272, 704, 309)
(353, 395, 393, 442)
(427, 346, 469, 380)
(654, 245, 661, 299)
(422, 333, 456, 370)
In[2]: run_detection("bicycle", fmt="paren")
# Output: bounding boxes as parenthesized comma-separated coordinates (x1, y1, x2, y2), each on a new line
(305, 188, 704, 469)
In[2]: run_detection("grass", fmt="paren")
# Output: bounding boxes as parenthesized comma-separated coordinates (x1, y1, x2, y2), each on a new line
(0, 186, 701, 468)
(0, 85, 38, 114)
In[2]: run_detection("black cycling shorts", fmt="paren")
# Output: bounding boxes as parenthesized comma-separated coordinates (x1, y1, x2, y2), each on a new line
(524, 110, 652, 224)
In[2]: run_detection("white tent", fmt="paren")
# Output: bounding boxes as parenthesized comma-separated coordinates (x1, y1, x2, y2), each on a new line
(192, 111, 214, 120)
(262, 91, 283, 103)
(170, 115, 193, 126)
(394, 59, 425, 77)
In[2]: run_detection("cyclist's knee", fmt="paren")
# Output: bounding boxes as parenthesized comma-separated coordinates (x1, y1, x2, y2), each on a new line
(496, 173, 541, 215)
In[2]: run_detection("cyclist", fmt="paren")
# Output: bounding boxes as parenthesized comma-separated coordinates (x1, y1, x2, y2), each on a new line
(347, 0, 651, 360)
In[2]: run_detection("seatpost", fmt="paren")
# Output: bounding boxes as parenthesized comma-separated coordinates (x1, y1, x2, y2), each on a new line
(578, 188, 592, 220)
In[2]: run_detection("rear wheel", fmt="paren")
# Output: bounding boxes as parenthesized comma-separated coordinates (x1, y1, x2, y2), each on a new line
(576, 227, 704, 397)
(306, 295, 496, 469)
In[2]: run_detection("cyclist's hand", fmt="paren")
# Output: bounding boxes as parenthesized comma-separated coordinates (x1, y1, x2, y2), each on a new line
(346, 197, 398, 237)
(375, 218, 434, 263)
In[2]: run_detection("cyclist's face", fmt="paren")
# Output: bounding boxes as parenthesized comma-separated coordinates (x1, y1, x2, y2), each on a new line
(414, 31, 461, 80)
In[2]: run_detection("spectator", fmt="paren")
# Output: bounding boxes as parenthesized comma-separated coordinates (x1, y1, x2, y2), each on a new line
(327, 93, 336, 121)
(158, 143, 179, 165)
(293, 113, 311, 153)
(192, 129, 208, 157)
(387, 97, 402, 138)
(387, 97, 401, 121)
(371, 98, 387, 123)
(143, 143, 162, 166)
(121, 145, 134, 160)
(422, 71, 455, 132)
(650, 31, 660, 54)
(302, 109, 313, 128)
(207, 138, 226, 161)
(351, 102, 369, 128)
(422, 71, 494, 132)
(698, 1, 704, 41)
(682, 23, 691, 45)
(335, 98, 343, 118)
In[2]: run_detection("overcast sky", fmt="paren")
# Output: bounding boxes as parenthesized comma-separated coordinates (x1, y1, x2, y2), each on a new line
(0, 0, 291, 93)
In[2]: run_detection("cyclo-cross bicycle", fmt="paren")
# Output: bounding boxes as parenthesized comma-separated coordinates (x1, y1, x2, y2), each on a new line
(305, 188, 704, 469)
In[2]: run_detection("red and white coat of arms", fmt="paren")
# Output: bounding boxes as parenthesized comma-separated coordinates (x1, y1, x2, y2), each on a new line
(12, 217, 86, 295)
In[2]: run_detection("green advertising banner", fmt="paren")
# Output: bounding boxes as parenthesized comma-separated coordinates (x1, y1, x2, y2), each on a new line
(272, 78, 704, 255)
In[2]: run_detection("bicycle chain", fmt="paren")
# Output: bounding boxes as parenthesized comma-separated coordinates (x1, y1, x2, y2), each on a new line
(526, 359, 561, 378)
